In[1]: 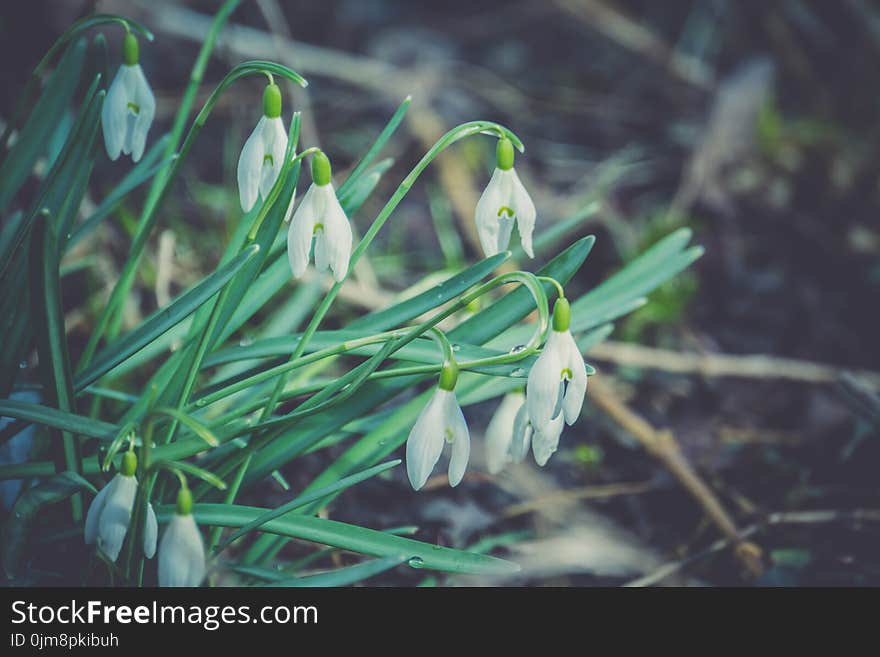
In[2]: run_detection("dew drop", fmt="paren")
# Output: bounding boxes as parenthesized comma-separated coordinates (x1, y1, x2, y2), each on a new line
(509, 344, 527, 354)
(18, 360, 27, 369)
(239, 337, 254, 347)
(452, 344, 461, 352)
(510, 368, 526, 377)
(408, 556, 425, 568)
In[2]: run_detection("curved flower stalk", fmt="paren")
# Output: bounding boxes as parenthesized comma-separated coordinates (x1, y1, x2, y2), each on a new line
(159, 483, 206, 587)
(84, 451, 157, 562)
(406, 361, 471, 490)
(287, 151, 353, 282)
(101, 31, 156, 163)
(475, 137, 537, 258)
(237, 80, 288, 212)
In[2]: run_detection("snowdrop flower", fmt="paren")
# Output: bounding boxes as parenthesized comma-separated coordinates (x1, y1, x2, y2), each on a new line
(237, 81, 288, 212)
(485, 391, 530, 475)
(84, 451, 157, 562)
(286, 151, 353, 282)
(101, 32, 155, 163)
(530, 411, 565, 467)
(475, 137, 537, 258)
(485, 390, 565, 473)
(526, 298, 588, 430)
(406, 362, 470, 490)
(159, 485, 206, 587)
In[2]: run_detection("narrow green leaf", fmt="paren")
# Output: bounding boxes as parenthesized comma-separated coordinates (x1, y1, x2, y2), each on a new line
(215, 460, 400, 552)
(29, 212, 82, 495)
(0, 399, 117, 441)
(265, 555, 408, 587)
(151, 407, 219, 447)
(75, 244, 261, 390)
(153, 460, 227, 491)
(0, 38, 87, 211)
(2, 471, 95, 579)
(156, 504, 519, 576)
(67, 134, 174, 249)
(336, 95, 410, 199)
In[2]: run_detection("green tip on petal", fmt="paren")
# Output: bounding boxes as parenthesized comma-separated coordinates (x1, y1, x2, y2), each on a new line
(263, 83, 282, 118)
(121, 451, 137, 477)
(311, 151, 332, 186)
(176, 486, 193, 515)
(438, 360, 459, 391)
(123, 31, 139, 66)
(496, 137, 514, 171)
(552, 297, 571, 332)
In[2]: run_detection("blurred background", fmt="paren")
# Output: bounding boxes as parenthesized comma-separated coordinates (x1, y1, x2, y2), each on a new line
(2, 0, 879, 586)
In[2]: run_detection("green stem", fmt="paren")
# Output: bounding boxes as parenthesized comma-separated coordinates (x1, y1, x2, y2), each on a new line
(189, 330, 403, 410)
(537, 275, 566, 301)
(257, 120, 523, 422)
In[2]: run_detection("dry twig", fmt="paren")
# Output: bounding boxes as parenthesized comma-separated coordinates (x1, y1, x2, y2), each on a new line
(588, 376, 765, 577)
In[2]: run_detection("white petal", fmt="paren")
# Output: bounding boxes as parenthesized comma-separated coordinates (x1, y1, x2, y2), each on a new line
(526, 330, 565, 428)
(128, 64, 155, 163)
(560, 330, 588, 425)
(100, 66, 130, 161)
(532, 413, 565, 466)
(510, 402, 533, 463)
(96, 474, 137, 562)
(485, 392, 524, 475)
(159, 513, 206, 587)
(319, 185, 353, 282)
(313, 228, 329, 272)
(509, 168, 537, 258)
(84, 478, 113, 545)
(445, 392, 470, 487)
(259, 117, 288, 200)
(237, 116, 267, 212)
(405, 389, 449, 491)
(475, 168, 509, 257)
(143, 502, 158, 559)
(287, 183, 318, 278)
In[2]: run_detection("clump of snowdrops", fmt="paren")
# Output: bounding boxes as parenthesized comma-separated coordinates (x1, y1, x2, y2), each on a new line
(0, 5, 701, 586)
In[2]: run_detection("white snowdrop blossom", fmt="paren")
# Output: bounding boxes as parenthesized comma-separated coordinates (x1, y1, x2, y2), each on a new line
(237, 82, 288, 212)
(286, 151, 352, 282)
(485, 391, 530, 475)
(485, 391, 566, 473)
(158, 487, 206, 587)
(101, 32, 155, 163)
(84, 452, 157, 562)
(526, 298, 588, 432)
(475, 137, 536, 258)
(530, 411, 565, 467)
(406, 363, 470, 491)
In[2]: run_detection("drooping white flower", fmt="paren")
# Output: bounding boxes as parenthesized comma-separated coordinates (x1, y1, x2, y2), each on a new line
(526, 298, 588, 430)
(485, 391, 531, 475)
(158, 487, 206, 587)
(475, 137, 536, 258)
(237, 82, 288, 212)
(286, 151, 352, 282)
(406, 363, 470, 491)
(486, 391, 566, 472)
(84, 452, 157, 561)
(530, 411, 565, 467)
(101, 32, 155, 163)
